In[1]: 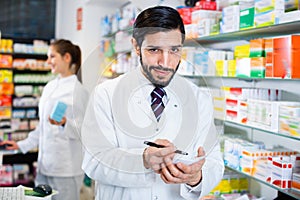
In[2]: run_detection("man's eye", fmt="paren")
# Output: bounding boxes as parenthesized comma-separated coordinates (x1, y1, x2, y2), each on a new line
(148, 49, 159, 53)
(170, 48, 181, 53)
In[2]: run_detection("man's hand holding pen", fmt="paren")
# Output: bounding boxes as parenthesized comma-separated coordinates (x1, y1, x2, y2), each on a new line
(143, 139, 205, 186)
(143, 139, 176, 173)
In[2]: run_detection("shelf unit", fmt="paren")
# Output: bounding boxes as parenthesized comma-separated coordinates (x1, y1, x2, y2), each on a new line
(185, 20, 300, 46)
(224, 120, 300, 142)
(226, 165, 300, 200)
(184, 21, 300, 199)
(0, 38, 50, 187)
(11, 51, 50, 137)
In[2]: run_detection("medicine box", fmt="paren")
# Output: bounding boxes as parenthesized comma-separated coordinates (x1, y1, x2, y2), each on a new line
(273, 35, 300, 79)
(13, 164, 30, 185)
(240, 7, 255, 30)
(249, 38, 265, 58)
(0, 55, 13, 68)
(265, 38, 274, 78)
(278, 10, 300, 24)
(0, 164, 13, 186)
(292, 173, 300, 192)
(236, 57, 251, 78)
(50, 101, 67, 122)
(250, 57, 265, 78)
(279, 105, 300, 138)
(271, 160, 293, 189)
(227, 60, 236, 77)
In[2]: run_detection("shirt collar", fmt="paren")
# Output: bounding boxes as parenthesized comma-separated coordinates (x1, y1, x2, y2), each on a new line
(137, 66, 170, 104)
(56, 74, 77, 83)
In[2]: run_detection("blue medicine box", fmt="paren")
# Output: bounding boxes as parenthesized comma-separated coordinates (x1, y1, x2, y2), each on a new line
(50, 101, 67, 122)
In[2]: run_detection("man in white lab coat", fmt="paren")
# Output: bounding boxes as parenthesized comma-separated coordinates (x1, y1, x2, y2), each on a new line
(81, 6, 224, 200)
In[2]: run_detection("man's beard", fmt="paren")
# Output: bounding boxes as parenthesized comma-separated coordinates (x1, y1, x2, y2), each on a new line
(140, 56, 180, 87)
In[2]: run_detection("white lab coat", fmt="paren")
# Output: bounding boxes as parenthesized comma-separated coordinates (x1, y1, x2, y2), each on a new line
(18, 75, 89, 177)
(82, 67, 224, 200)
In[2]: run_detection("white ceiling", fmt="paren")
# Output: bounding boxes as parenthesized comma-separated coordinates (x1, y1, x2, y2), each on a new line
(84, 0, 129, 8)
(84, 0, 185, 9)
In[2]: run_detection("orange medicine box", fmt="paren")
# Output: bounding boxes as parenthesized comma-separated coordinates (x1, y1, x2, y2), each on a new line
(265, 38, 274, 77)
(249, 38, 265, 57)
(292, 173, 300, 192)
(273, 35, 300, 79)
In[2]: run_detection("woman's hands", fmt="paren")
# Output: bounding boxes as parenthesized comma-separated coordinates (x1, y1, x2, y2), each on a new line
(0, 140, 19, 150)
(48, 116, 66, 126)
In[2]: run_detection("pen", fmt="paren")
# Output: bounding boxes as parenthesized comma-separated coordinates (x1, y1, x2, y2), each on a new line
(144, 141, 188, 155)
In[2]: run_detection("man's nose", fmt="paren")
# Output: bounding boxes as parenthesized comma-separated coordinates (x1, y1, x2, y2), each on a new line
(157, 50, 171, 67)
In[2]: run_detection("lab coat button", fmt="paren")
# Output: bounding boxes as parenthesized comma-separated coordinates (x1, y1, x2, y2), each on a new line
(153, 196, 158, 200)
(156, 128, 159, 132)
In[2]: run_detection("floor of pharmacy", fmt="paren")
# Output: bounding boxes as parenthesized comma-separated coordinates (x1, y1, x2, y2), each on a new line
(80, 185, 94, 200)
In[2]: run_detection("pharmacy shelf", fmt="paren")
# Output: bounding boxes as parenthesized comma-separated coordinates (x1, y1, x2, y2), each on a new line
(182, 75, 300, 98)
(13, 106, 38, 109)
(2, 151, 38, 187)
(224, 121, 300, 141)
(14, 82, 48, 85)
(185, 20, 300, 45)
(102, 26, 133, 38)
(13, 53, 47, 60)
(13, 69, 51, 73)
(0, 149, 19, 156)
(1, 52, 47, 60)
(182, 75, 300, 82)
(226, 165, 300, 200)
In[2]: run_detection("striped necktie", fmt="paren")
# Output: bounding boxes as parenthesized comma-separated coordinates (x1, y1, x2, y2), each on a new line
(151, 87, 166, 121)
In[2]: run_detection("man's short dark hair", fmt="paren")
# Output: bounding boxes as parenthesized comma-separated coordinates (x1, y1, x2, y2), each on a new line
(133, 6, 185, 47)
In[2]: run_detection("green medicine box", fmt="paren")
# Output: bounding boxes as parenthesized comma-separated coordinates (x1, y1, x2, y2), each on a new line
(240, 7, 255, 30)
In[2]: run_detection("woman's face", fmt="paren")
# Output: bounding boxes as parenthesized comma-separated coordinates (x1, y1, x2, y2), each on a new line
(46, 46, 71, 77)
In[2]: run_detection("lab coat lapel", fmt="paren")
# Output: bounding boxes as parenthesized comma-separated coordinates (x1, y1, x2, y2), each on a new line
(131, 91, 157, 122)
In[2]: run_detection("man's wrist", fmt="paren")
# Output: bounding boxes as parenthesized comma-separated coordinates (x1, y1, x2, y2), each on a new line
(187, 172, 202, 187)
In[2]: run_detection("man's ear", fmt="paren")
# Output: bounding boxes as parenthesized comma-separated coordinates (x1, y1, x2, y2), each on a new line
(131, 38, 140, 56)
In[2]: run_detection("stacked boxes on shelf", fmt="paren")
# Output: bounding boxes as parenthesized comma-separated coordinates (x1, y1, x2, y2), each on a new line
(179, 34, 300, 80)
(179, 47, 234, 76)
(206, 169, 249, 198)
(222, 87, 248, 124)
(190, 9, 221, 38)
(0, 164, 31, 186)
(99, 3, 139, 77)
(0, 165, 13, 186)
(221, 5, 240, 33)
(279, 105, 300, 138)
(13, 40, 48, 55)
(254, 0, 285, 28)
(0, 39, 14, 121)
(0, 39, 13, 53)
(249, 38, 266, 78)
(224, 136, 299, 189)
(208, 86, 300, 138)
(0, 38, 50, 143)
(179, 0, 300, 38)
